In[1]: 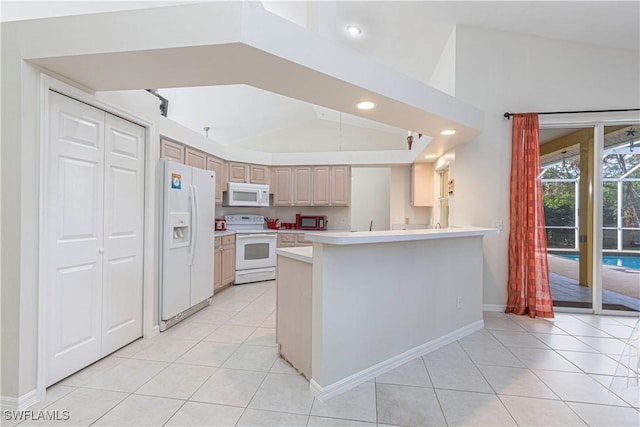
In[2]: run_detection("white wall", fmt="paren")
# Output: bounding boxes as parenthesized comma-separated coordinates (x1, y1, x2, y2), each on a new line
(390, 166, 431, 226)
(452, 26, 640, 307)
(429, 27, 456, 96)
(350, 167, 391, 231)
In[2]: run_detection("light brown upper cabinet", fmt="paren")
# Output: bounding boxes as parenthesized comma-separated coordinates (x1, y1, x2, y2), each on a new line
(185, 147, 207, 169)
(313, 166, 330, 205)
(207, 156, 226, 205)
(160, 137, 184, 162)
(250, 164, 270, 185)
(330, 166, 350, 206)
(411, 163, 434, 206)
(313, 166, 350, 206)
(293, 167, 313, 206)
(273, 167, 293, 206)
(227, 162, 271, 185)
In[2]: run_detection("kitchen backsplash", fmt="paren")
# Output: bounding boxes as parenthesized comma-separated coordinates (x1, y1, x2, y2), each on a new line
(216, 205, 350, 231)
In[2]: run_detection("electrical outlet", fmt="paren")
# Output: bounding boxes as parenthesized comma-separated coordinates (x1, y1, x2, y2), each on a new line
(456, 296, 462, 309)
(492, 220, 503, 232)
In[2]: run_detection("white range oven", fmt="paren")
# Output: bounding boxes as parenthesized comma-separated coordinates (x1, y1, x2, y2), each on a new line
(225, 214, 277, 284)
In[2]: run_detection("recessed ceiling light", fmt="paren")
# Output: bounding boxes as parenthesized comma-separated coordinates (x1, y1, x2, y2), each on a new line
(424, 155, 437, 159)
(356, 101, 375, 110)
(346, 25, 362, 36)
(440, 129, 456, 135)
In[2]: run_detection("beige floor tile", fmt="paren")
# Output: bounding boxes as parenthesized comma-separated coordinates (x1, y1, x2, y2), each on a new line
(59, 356, 126, 387)
(226, 311, 271, 327)
(260, 312, 277, 328)
(477, 365, 557, 399)
(222, 344, 278, 371)
(511, 319, 568, 335)
(375, 358, 432, 388)
(210, 298, 252, 311)
(242, 297, 276, 314)
(203, 324, 257, 344)
(553, 321, 613, 338)
(489, 330, 550, 349)
(508, 347, 581, 372)
(436, 389, 516, 426)
(589, 374, 640, 408)
(557, 350, 621, 375)
(376, 383, 446, 426)
(483, 316, 526, 331)
(29, 384, 77, 411)
(190, 368, 267, 407)
(567, 401, 640, 426)
(244, 327, 277, 347)
(92, 394, 183, 426)
(498, 395, 586, 426)
(188, 308, 238, 325)
(165, 401, 244, 426)
(270, 357, 301, 375)
(134, 363, 215, 400)
(81, 358, 168, 392)
(533, 369, 630, 406)
(310, 382, 376, 423)
(161, 320, 221, 341)
(423, 343, 494, 393)
(591, 323, 636, 339)
(249, 372, 315, 415)
(129, 338, 198, 362)
(109, 337, 156, 358)
(576, 336, 630, 355)
(463, 345, 526, 368)
(532, 333, 599, 352)
(19, 388, 128, 426)
(176, 341, 239, 367)
(307, 416, 376, 426)
(236, 408, 309, 426)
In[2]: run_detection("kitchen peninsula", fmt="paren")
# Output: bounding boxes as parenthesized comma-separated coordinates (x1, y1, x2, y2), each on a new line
(276, 226, 498, 401)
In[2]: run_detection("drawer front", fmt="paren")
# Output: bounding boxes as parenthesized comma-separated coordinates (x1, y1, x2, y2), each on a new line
(222, 235, 235, 246)
(295, 234, 311, 246)
(214, 236, 222, 248)
(279, 233, 295, 242)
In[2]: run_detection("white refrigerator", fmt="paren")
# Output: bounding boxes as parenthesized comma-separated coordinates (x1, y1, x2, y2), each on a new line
(160, 159, 215, 329)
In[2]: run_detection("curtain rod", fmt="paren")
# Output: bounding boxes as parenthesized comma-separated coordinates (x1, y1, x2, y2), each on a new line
(503, 108, 640, 120)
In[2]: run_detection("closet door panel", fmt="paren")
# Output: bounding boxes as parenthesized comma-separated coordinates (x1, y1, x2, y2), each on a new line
(46, 91, 104, 386)
(102, 113, 145, 355)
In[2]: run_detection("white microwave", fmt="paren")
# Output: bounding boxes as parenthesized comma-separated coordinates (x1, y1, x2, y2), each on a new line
(223, 182, 270, 207)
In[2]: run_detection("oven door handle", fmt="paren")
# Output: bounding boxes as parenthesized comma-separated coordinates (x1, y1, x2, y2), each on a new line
(236, 234, 276, 239)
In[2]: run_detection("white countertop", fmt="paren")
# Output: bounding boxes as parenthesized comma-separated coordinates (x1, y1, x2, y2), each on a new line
(276, 246, 313, 263)
(305, 226, 499, 245)
(214, 230, 236, 237)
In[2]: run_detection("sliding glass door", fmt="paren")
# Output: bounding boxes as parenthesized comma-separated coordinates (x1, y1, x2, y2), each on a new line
(540, 123, 640, 314)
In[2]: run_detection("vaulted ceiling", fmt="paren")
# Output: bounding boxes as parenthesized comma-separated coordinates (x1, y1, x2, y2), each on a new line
(4, 1, 638, 155)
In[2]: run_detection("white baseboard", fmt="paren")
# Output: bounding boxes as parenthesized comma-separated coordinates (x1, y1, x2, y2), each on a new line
(1, 389, 39, 410)
(310, 320, 484, 402)
(483, 304, 506, 312)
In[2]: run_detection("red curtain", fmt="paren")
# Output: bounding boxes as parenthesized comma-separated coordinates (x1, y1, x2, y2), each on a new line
(506, 113, 554, 318)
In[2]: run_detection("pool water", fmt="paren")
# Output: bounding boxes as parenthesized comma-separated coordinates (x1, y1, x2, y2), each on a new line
(559, 254, 640, 271)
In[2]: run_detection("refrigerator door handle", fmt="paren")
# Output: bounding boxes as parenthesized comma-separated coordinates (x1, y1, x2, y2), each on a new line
(189, 183, 199, 266)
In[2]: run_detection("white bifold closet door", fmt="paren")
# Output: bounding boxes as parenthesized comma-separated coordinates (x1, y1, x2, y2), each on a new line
(45, 91, 145, 386)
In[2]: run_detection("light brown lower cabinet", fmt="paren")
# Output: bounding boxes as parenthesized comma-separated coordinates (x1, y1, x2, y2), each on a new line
(277, 233, 312, 248)
(214, 235, 235, 292)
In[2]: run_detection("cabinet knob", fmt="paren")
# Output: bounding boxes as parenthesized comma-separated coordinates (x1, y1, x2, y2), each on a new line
(98, 248, 105, 254)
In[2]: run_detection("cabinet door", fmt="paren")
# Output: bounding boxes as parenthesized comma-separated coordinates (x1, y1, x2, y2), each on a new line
(207, 156, 225, 204)
(214, 239, 223, 291)
(185, 147, 206, 169)
(221, 243, 235, 285)
(273, 167, 293, 206)
(411, 163, 434, 206)
(160, 137, 184, 162)
(293, 167, 313, 206)
(228, 162, 249, 183)
(277, 233, 296, 248)
(295, 234, 312, 247)
(250, 165, 271, 185)
(331, 166, 351, 206)
(313, 166, 330, 205)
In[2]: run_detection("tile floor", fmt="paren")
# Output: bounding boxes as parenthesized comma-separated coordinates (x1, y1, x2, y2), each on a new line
(18, 281, 640, 426)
